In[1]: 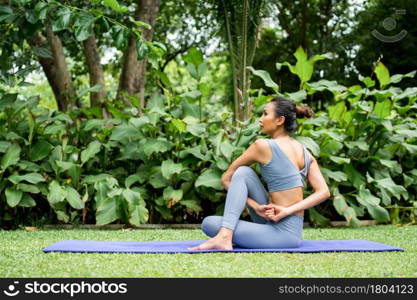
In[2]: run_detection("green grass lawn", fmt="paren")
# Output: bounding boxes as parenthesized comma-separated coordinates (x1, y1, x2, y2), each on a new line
(0, 225, 416, 277)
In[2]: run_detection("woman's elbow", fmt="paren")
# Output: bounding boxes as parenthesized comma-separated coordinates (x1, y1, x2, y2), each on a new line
(322, 188, 331, 200)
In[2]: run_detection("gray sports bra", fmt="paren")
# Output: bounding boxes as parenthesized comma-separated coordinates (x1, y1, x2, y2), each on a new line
(259, 139, 311, 192)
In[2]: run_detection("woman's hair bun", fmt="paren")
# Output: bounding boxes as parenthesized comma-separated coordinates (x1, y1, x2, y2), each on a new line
(295, 105, 314, 118)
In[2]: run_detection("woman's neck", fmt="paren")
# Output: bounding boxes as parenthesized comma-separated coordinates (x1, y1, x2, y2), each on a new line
(270, 129, 289, 139)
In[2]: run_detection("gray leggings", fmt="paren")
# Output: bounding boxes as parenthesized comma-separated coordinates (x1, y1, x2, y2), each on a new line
(202, 166, 304, 249)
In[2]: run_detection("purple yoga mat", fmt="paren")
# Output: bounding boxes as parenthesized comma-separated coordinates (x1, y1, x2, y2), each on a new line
(43, 239, 403, 254)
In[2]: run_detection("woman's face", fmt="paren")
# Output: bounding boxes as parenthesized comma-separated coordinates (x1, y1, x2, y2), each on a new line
(259, 102, 284, 134)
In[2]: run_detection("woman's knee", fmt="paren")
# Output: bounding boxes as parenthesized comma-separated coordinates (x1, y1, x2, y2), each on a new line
(201, 216, 222, 237)
(232, 166, 256, 181)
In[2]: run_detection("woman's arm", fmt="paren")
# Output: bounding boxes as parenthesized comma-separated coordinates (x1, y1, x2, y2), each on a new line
(220, 139, 266, 190)
(288, 154, 331, 214)
(247, 197, 274, 219)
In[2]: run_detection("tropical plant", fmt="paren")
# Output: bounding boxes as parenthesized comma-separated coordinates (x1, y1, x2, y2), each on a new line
(210, 0, 265, 123)
(250, 48, 417, 227)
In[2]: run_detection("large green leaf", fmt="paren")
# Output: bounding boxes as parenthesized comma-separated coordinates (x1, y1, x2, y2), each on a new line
(181, 98, 200, 119)
(47, 180, 66, 205)
(129, 116, 151, 129)
(125, 174, 146, 189)
(395, 129, 417, 138)
(1, 143, 21, 170)
(389, 70, 416, 84)
(109, 124, 139, 141)
(68, 164, 81, 185)
(128, 202, 149, 225)
(373, 99, 391, 118)
(320, 168, 347, 182)
(328, 101, 346, 121)
(357, 186, 380, 207)
(0, 141, 10, 153)
(183, 47, 204, 66)
(65, 186, 84, 209)
(82, 173, 113, 184)
(179, 146, 209, 160)
(122, 188, 148, 225)
(403, 143, 417, 154)
(155, 205, 173, 221)
(142, 139, 173, 157)
(171, 118, 186, 133)
(308, 207, 330, 226)
(55, 161, 75, 172)
(103, 0, 128, 13)
(34, 1, 49, 20)
(52, 7, 72, 32)
(95, 197, 119, 225)
(195, 168, 223, 190)
(247, 67, 279, 92)
(295, 136, 320, 156)
(81, 141, 101, 164)
(380, 160, 402, 175)
(83, 119, 107, 131)
(5, 188, 23, 207)
(321, 140, 343, 155)
(163, 186, 183, 208)
(78, 84, 103, 99)
(374, 177, 407, 204)
(333, 194, 349, 215)
(122, 188, 142, 206)
(344, 141, 369, 151)
(220, 141, 235, 161)
(148, 170, 169, 188)
(341, 206, 360, 227)
(74, 12, 95, 42)
(55, 210, 69, 223)
(180, 199, 202, 213)
(8, 173, 45, 184)
(328, 156, 350, 164)
(161, 159, 184, 180)
(186, 124, 206, 137)
(29, 140, 53, 161)
(343, 164, 365, 189)
(292, 47, 312, 83)
(136, 39, 149, 60)
(19, 193, 36, 207)
(374, 62, 390, 89)
(367, 205, 390, 222)
(16, 183, 40, 194)
(284, 90, 307, 102)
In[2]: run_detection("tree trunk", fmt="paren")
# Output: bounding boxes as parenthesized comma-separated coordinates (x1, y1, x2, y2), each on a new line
(117, 0, 161, 111)
(82, 30, 110, 119)
(45, 27, 76, 112)
(27, 29, 75, 112)
(135, 0, 161, 111)
(117, 34, 138, 104)
(301, 0, 308, 51)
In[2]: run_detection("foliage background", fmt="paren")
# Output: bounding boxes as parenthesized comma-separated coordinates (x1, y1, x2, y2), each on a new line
(0, 0, 416, 229)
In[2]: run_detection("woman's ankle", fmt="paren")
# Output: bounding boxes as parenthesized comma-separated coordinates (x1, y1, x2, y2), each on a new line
(217, 227, 233, 240)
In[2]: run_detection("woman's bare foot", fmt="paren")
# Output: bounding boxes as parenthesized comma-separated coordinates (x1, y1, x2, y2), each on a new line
(188, 228, 233, 251)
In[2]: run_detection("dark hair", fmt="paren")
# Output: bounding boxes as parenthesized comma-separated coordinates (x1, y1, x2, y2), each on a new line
(270, 96, 314, 132)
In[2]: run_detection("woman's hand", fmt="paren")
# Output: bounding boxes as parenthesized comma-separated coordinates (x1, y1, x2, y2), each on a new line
(262, 204, 291, 222)
(255, 205, 275, 220)
(221, 179, 231, 191)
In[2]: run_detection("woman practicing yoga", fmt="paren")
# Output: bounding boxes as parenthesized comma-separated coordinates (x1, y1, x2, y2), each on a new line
(189, 96, 330, 251)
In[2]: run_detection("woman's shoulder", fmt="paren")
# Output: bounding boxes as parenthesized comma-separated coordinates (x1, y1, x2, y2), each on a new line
(290, 138, 315, 162)
(253, 138, 270, 149)
(252, 138, 271, 157)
